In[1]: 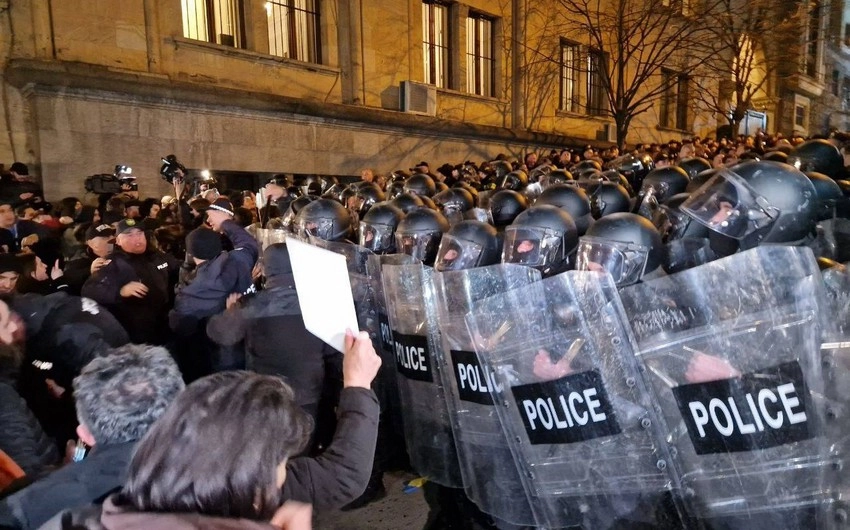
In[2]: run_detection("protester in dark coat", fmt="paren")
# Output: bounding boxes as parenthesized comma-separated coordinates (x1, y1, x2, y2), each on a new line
(62, 224, 115, 296)
(0, 345, 184, 530)
(81, 219, 179, 345)
(206, 243, 330, 418)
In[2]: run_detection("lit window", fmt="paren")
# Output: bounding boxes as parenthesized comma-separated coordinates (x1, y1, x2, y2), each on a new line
(795, 104, 807, 127)
(560, 41, 579, 112)
(181, 0, 244, 48)
(265, 0, 321, 63)
(587, 49, 607, 116)
(466, 13, 495, 97)
(423, 2, 450, 88)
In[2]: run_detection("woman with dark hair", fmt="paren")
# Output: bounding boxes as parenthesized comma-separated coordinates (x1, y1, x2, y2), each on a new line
(44, 329, 382, 529)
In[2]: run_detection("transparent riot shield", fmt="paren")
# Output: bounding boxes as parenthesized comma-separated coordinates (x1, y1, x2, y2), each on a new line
(819, 263, 850, 516)
(619, 246, 836, 528)
(433, 264, 541, 525)
(252, 227, 288, 251)
(366, 254, 419, 365)
(465, 271, 679, 529)
(382, 262, 463, 487)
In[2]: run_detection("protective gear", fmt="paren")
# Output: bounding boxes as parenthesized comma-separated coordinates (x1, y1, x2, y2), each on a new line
(353, 183, 386, 219)
(435, 181, 449, 193)
(570, 159, 602, 173)
(682, 161, 817, 249)
(387, 180, 406, 199)
(432, 264, 540, 526)
(418, 194, 438, 210)
(404, 173, 437, 197)
(806, 171, 842, 222)
(685, 168, 717, 194)
(605, 153, 653, 191)
(535, 184, 594, 236)
(619, 246, 834, 526)
(465, 270, 675, 529)
(501, 170, 528, 191)
(395, 207, 450, 265)
(281, 196, 315, 233)
(539, 168, 573, 189)
(453, 182, 479, 206)
(600, 169, 634, 196)
(488, 190, 528, 228)
(677, 157, 712, 179)
(490, 160, 514, 181)
(653, 193, 718, 274)
(763, 150, 788, 164)
(502, 205, 578, 277)
(788, 138, 844, 179)
(634, 166, 690, 220)
(574, 167, 604, 183)
(576, 212, 663, 287)
(359, 202, 404, 253)
(293, 198, 353, 242)
(433, 188, 475, 225)
(390, 192, 425, 214)
(339, 185, 358, 207)
(583, 181, 631, 219)
(434, 220, 501, 272)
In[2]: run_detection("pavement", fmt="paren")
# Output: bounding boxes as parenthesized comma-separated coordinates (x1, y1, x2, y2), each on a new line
(314, 471, 429, 530)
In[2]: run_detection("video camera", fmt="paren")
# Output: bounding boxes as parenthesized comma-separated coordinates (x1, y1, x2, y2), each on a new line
(160, 154, 186, 184)
(84, 164, 137, 195)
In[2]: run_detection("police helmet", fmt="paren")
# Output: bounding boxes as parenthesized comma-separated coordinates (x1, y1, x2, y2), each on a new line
(434, 220, 501, 271)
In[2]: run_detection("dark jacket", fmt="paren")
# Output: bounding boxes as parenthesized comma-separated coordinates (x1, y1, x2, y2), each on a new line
(168, 220, 258, 336)
(0, 220, 48, 253)
(40, 387, 379, 528)
(206, 275, 328, 409)
(80, 248, 178, 345)
(0, 382, 58, 481)
(62, 255, 95, 297)
(0, 442, 135, 530)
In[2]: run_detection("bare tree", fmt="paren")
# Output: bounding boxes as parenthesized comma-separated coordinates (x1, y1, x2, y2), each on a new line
(691, 0, 804, 135)
(555, 0, 712, 149)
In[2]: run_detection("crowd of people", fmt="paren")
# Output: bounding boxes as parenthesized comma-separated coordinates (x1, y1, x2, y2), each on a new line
(0, 125, 846, 529)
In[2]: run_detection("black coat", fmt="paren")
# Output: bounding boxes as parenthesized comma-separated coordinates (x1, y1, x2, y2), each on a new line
(0, 382, 58, 480)
(81, 248, 179, 345)
(0, 442, 135, 530)
(206, 275, 330, 409)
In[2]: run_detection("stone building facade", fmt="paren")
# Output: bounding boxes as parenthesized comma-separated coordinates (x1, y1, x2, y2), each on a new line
(0, 0, 720, 198)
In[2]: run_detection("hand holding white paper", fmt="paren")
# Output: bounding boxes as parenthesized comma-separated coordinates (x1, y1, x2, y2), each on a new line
(285, 238, 360, 353)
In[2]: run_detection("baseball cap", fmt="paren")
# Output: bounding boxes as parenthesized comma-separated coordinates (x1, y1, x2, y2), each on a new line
(85, 224, 116, 240)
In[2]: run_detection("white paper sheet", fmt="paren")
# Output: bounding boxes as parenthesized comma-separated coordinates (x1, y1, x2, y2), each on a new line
(286, 237, 359, 353)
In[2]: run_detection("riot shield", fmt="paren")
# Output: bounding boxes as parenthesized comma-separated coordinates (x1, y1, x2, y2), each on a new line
(619, 246, 836, 527)
(432, 264, 541, 525)
(465, 271, 679, 529)
(382, 262, 463, 487)
(819, 263, 850, 514)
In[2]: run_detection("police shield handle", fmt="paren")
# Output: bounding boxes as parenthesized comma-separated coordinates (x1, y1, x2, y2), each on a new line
(532, 339, 585, 381)
(343, 329, 382, 389)
(684, 351, 742, 383)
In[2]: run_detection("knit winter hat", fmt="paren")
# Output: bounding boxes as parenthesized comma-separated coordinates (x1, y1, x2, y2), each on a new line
(186, 227, 222, 261)
(207, 198, 234, 216)
(30, 238, 64, 269)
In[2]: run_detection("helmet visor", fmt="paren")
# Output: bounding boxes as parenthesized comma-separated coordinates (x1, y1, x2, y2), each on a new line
(359, 222, 395, 252)
(635, 182, 668, 220)
(575, 236, 650, 287)
(651, 204, 692, 242)
(395, 231, 441, 262)
(297, 218, 336, 241)
(787, 155, 818, 173)
(681, 169, 779, 239)
(502, 227, 562, 268)
(434, 234, 483, 271)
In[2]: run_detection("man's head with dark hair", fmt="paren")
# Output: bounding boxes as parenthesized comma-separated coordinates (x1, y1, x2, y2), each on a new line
(73, 344, 185, 447)
(9, 162, 28, 178)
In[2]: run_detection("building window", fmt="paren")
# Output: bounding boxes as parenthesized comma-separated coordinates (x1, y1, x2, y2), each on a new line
(423, 1, 450, 88)
(560, 41, 579, 113)
(181, 0, 245, 48)
(660, 70, 689, 130)
(795, 104, 807, 128)
(586, 49, 607, 116)
(466, 13, 495, 97)
(832, 70, 840, 96)
(845, 23, 850, 47)
(265, 0, 321, 63)
(803, 1, 821, 78)
(843, 77, 850, 110)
